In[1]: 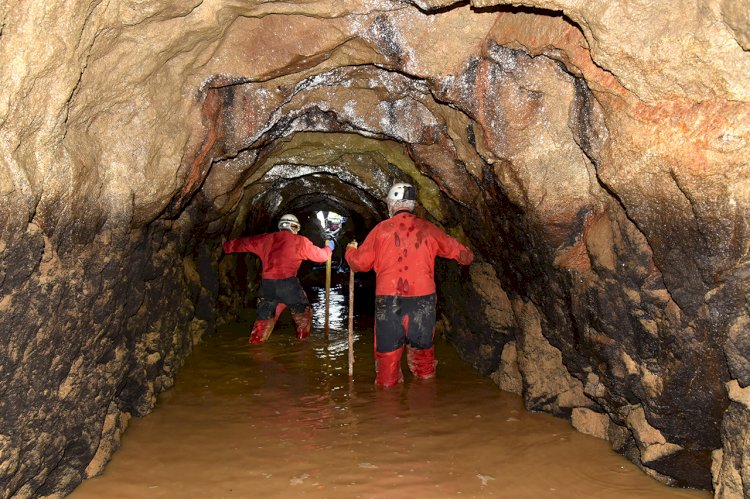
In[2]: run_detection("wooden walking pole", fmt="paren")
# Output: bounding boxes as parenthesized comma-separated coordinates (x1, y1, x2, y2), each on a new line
(324, 254, 331, 339)
(348, 268, 355, 377)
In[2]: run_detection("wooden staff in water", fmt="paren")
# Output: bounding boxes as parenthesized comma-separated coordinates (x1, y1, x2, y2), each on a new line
(324, 243, 332, 339)
(348, 255, 356, 377)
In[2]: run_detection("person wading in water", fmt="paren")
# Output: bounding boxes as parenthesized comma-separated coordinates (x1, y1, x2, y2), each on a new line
(345, 183, 474, 387)
(224, 213, 334, 343)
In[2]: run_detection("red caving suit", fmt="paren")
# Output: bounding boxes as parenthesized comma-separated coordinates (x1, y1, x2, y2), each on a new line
(224, 230, 332, 343)
(345, 212, 474, 386)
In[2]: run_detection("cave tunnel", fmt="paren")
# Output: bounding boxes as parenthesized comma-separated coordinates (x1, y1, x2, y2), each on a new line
(1, 0, 749, 497)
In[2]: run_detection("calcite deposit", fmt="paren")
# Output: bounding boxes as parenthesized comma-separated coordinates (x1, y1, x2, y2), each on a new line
(0, 0, 747, 497)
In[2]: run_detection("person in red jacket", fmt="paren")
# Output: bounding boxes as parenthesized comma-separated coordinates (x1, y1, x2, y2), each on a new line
(345, 183, 474, 387)
(224, 213, 334, 344)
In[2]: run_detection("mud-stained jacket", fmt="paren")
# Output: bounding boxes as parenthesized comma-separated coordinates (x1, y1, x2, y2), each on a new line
(224, 231, 332, 279)
(345, 212, 474, 296)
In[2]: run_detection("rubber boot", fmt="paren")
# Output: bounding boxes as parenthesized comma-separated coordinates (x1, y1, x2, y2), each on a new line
(291, 307, 313, 339)
(249, 318, 276, 344)
(375, 347, 405, 387)
(407, 346, 437, 379)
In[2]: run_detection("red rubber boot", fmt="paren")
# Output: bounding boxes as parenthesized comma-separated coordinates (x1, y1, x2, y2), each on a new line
(291, 307, 313, 339)
(375, 347, 405, 387)
(249, 304, 286, 344)
(249, 319, 276, 344)
(407, 346, 437, 379)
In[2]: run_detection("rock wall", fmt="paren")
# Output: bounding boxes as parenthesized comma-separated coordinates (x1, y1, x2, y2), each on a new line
(0, 0, 748, 497)
(0, 213, 219, 495)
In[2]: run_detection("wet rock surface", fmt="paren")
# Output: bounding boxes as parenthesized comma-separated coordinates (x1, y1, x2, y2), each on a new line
(1, 0, 748, 496)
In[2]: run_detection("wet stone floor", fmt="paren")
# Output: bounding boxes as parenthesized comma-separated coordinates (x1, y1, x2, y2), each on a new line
(72, 284, 710, 498)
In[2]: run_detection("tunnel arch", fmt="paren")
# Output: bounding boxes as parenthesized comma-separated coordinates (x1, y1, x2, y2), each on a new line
(195, 54, 604, 229)
(3, 1, 748, 496)
(187, 24, 722, 491)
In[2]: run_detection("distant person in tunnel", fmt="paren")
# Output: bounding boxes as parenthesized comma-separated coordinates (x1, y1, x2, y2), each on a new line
(223, 213, 334, 343)
(345, 182, 474, 387)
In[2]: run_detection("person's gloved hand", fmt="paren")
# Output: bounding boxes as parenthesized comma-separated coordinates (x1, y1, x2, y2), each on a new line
(325, 240, 335, 251)
(347, 240, 358, 249)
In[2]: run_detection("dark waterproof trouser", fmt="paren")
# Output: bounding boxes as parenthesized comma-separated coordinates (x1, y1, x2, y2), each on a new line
(374, 293, 438, 386)
(250, 277, 312, 343)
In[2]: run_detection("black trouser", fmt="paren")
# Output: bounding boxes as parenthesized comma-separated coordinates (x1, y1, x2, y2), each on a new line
(256, 277, 309, 320)
(374, 294, 437, 353)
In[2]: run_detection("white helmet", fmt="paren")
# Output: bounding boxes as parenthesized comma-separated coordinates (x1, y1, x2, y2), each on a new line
(386, 182, 416, 216)
(278, 213, 301, 233)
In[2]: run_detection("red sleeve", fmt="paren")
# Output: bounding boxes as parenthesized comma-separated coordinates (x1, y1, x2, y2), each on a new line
(431, 226, 474, 265)
(345, 227, 378, 272)
(223, 235, 263, 255)
(299, 237, 333, 263)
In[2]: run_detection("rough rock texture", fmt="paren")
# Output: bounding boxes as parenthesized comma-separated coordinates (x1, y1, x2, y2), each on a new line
(712, 381, 750, 498)
(0, 0, 748, 497)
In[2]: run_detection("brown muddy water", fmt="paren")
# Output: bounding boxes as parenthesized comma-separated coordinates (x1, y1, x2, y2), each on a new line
(72, 283, 709, 499)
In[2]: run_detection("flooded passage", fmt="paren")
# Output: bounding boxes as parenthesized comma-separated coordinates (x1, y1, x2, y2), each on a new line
(73, 284, 709, 498)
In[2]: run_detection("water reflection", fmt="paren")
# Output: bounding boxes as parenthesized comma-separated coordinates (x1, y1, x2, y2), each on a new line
(311, 283, 347, 332)
(310, 283, 361, 373)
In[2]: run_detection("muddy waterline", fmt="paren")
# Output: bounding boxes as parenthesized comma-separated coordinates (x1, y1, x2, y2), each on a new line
(72, 283, 709, 498)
